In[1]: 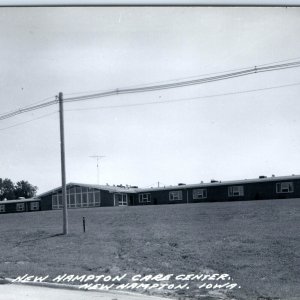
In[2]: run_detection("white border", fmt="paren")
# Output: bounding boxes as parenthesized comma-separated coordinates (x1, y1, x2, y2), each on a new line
(0, 1, 299, 6)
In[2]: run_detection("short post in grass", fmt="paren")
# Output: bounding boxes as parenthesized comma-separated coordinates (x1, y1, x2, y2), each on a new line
(83, 217, 86, 233)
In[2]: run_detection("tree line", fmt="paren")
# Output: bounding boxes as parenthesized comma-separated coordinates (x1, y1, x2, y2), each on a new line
(0, 178, 37, 201)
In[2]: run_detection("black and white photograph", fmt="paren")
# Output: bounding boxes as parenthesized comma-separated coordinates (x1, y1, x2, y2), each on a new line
(0, 5, 299, 300)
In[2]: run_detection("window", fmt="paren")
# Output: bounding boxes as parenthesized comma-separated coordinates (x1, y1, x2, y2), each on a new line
(169, 191, 183, 201)
(228, 186, 244, 197)
(52, 194, 63, 209)
(0, 205, 5, 213)
(119, 194, 127, 206)
(76, 194, 82, 207)
(94, 191, 101, 206)
(69, 194, 76, 208)
(139, 193, 151, 203)
(88, 192, 95, 206)
(193, 189, 207, 199)
(52, 187, 101, 209)
(82, 193, 88, 207)
(30, 202, 39, 211)
(16, 203, 25, 211)
(114, 194, 127, 206)
(69, 187, 76, 194)
(52, 195, 58, 209)
(276, 182, 294, 193)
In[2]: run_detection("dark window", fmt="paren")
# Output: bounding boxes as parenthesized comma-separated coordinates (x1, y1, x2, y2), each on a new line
(228, 186, 244, 197)
(16, 203, 25, 211)
(193, 189, 207, 199)
(139, 193, 151, 203)
(169, 191, 183, 201)
(276, 182, 294, 193)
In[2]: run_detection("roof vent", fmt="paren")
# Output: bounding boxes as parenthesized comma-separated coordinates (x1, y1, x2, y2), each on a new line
(259, 175, 267, 179)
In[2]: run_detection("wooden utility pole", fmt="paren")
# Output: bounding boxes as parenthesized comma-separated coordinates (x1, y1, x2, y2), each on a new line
(59, 92, 68, 235)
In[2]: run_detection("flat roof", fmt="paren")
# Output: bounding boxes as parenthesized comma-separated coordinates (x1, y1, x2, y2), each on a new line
(37, 175, 300, 197)
(136, 175, 300, 193)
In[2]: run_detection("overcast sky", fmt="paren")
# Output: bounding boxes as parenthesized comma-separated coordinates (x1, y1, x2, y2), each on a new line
(1, 7, 300, 194)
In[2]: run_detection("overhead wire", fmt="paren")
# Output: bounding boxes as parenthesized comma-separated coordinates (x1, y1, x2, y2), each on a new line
(0, 95, 56, 118)
(63, 61, 300, 103)
(1, 59, 300, 123)
(65, 82, 300, 112)
(0, 99, 58, 121)
(63, 56, 300, 96)
(4, 82, 298, 132)
(0, 111, 58, 131)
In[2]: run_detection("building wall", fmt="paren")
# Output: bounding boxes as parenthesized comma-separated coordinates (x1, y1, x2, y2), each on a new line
(41, 185, 103, 210)
(134, 189, 189, 206)
(0, 200, 41, 214)
(40, 187, 117, 209)
(100, 190, 114, 207)
(40, 195, 53, 211)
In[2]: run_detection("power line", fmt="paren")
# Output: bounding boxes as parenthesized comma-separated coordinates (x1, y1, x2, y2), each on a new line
(0, 99, 57, 121)
(0, 95, 56, 118)
(2, 82, 296, 131)
(1, 59, 300, 123)
(258, 56, 300, 66)
(63, 56, 300, 96)
(0, 111, 58, 131)
(63, 61, 300, 103)
(64, 82, 300, 112)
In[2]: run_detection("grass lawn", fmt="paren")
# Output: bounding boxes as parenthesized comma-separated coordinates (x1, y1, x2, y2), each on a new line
(0, 199, 299, 300)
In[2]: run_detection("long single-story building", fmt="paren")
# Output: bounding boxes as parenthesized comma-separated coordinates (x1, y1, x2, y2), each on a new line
(133, 175, 300, 205)
(0, 174, 299, 214)
(38, 174, 300, 210)
(0, 198, 41, 214)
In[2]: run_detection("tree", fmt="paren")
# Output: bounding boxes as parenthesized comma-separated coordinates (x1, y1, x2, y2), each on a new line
(0, 178, 38, 200)
(14, 181, 38, 199)
(0, 178, 16, 200)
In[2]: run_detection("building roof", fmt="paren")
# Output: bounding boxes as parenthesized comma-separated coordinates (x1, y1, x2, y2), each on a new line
(37, 175, 300, 197)
(136, 175, 300, 193)
(71, 183, 138, 193)
(38, 182, 138, 197)
(0, 198, 40, 204)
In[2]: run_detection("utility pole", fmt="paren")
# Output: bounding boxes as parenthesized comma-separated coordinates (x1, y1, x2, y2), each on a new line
(89, 155, 105, 185)
(59, 92, 68, 235)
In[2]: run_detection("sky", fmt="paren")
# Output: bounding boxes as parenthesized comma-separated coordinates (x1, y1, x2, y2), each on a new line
(0, 7, 300, 194)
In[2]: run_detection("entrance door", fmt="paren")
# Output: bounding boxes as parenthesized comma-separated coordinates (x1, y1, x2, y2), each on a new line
(114, 193, 128, 206)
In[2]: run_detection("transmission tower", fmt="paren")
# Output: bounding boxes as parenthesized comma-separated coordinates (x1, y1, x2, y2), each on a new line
(89, 155, 105, 185)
